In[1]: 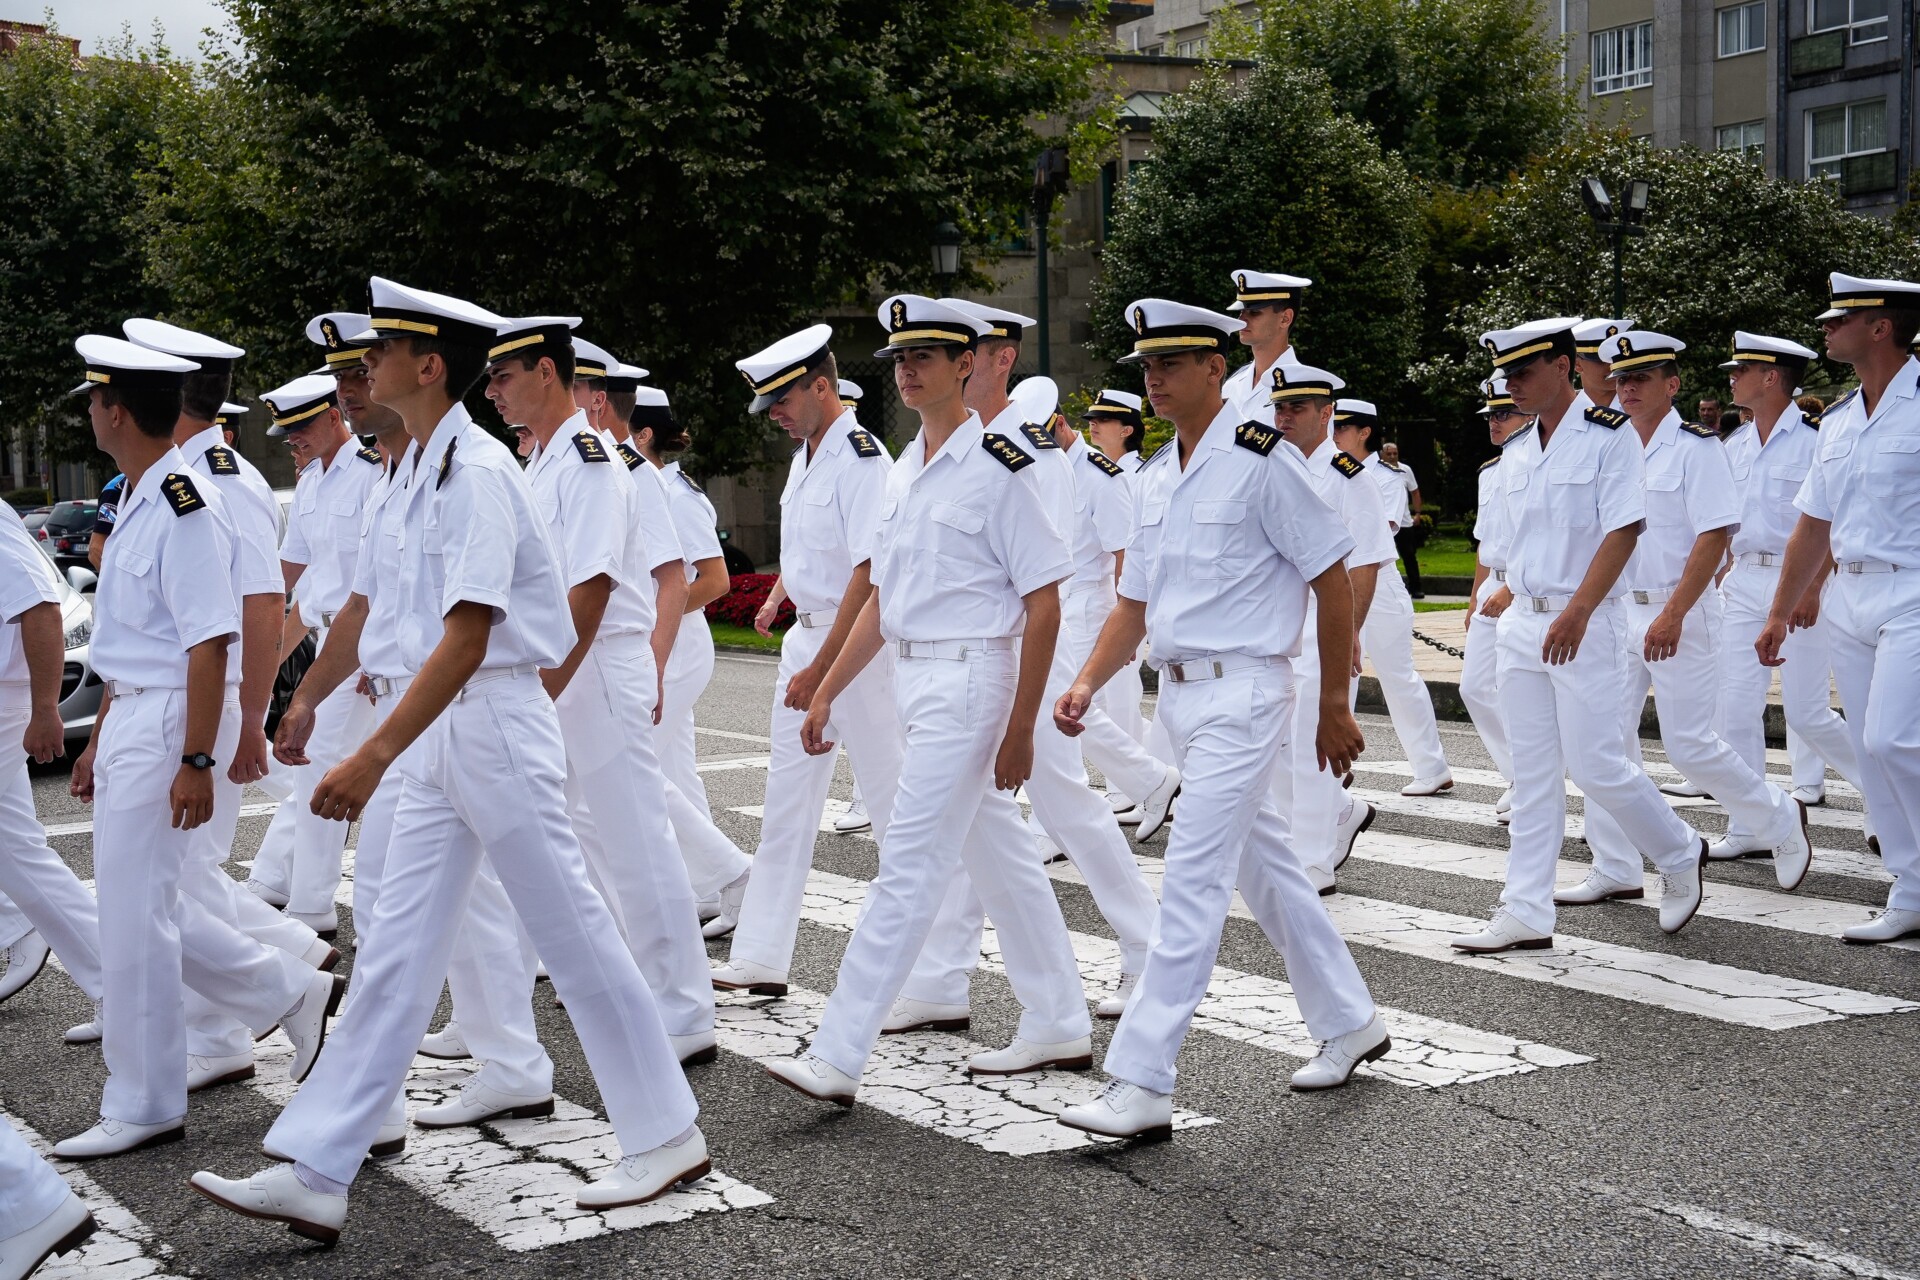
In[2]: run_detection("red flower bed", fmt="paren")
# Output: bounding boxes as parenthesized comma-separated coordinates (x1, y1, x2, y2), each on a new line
(706, 572, 796, 631)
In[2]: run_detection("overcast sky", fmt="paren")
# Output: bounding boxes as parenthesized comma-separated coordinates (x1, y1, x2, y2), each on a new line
(15, 1, 235, 56)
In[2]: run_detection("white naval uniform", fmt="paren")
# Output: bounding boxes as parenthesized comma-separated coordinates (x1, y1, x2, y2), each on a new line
(0, 1115, 73, 1244)
(1584, 410, 1797, 878)
(250, 444, 385, 920)
(1357, 454, 1450, 784)
(1717, 406, 1859, 839)
(1221, 346, 1303, 434)
(656, 457, 723, 818)
(805, 412, 1089, 1080)
(1492, 394, 1702, 933)
(263, 406, 695, 1185)
(1793, 361, 1920, 912)
(1366, 454, 1414, 530)
(90, 454, 314, 1126)
(1270, 438, 1396, 874)
(1459, 441, 1524, 783)
(900, 408, 1159, 1008)
(1103, 449, 1150, 747)
(1104, 404, 1375, 1094)
(725, 412, 903, 977)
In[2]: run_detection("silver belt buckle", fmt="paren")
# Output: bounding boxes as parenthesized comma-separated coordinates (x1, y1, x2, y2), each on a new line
(1529, 596, 1550, 613)
(320, 610, 338, 628)
(1167, 662, 1188, 683)
(1631, 590, 1650, 604)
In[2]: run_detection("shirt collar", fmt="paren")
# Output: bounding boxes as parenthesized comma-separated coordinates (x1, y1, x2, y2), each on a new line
(1869, 356, 1920, 424)
(913, 411, 985, 473)
(180, 425, 223, 458)
(1647, 406, 1682, 451)
(123, 445, 191, 522)
(526, 408, 590, 476)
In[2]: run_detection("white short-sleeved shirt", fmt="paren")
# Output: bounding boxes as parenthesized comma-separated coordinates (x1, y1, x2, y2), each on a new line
(1725, 407, 1819, 558)
(1622, 408, 1741, 592)
(91, 448, 242, 686)
(1472, 454, 1507, 569)
(393, 404, 573, 673)
(280, 442, 384, 623)
(1366, 455, 1415, 529)
(1501, 391, 1647, 600)
(1118, 402, 1354, 662)
(525, 413, 629, 598)
(659, 460, 723, 585)
(1795, 358, 1920, 567)
(608, 437, 685, 636)
(179, 426, 284, 599)
(1478, 423, 1543, 574)
(1302, 438, 1397, 570)
(1221, 347, 1304, 434)
(870, 411, 1071, 642)
(350, 443, 412, 680)
(1064, 434, 1137, 590)
(0, 506, 62, 683)
(776, 410, 892, 616)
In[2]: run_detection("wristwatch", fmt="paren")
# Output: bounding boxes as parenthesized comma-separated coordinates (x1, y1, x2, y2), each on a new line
(181, 753, 216, 770)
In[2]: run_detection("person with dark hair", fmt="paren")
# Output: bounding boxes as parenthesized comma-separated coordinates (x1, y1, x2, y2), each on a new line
(1758, 272, 1920, 943)
(1461, 377, 1532, 819)
(1078, 388, 1153, 764)
(1083, 388, 1147, 474)
(1219, 268, 1311, 431)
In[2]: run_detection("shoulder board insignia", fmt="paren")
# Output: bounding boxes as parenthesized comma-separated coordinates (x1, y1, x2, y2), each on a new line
(1331, 450, 1366, 478)
(677, 471, 705, 494)
(163, 471, 206, 516)
(356, 445, 383, 465)
(982, 432, 1033, 472)
(1234, 421, 1280, 456)
(1585, 405, 1628, 430)
(572, 431, 611, 464)
(1478, 455, 1501, 473)
(204, 444, 241, 475)
(1085, 450, 1125, 478)
(1018, 422, 1061, 452)
(847, 429, 883, 458)
(1802, 410, 1821, 430)
(435, 436, 458, 490)
(617, 441, 645, 470)
(1503, 422, 1535, 446)
(1679, 419, 1719, 439)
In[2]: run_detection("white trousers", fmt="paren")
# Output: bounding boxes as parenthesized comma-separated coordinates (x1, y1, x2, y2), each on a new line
(443, 859, 552, 1096)
(726, 622, 901, 975)
(1495, 603, 1700, 933)
(333, 689, 406, 1013)
(1269, 610, 1355, 874)
(1586, 594, 1795, 880)
(1359, 569, 1450, 781)
(901, 632, 1160, 1006)
(1458, 575, 1513, 783)
(0, 689, 102, 999)
(1105, 662, 1375, 1095)
(0, 1118, 70, 1242)
(1062, 583, 1173, 804)
(661, 613, 717, 819)
(1718, 564, 1860, 837)
(247, 674, 378, 916)
(265, 669, 696, 1186)
(1824, 573, 1920, 911)
(94, 693, 310, 1124)
(808, 647, 1090, 1078)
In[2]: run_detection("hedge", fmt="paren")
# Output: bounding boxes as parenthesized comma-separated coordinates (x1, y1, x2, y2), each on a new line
(705, 572, 796, 631)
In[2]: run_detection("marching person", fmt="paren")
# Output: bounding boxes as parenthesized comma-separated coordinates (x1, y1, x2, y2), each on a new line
(762, 294, 1091, 1105)
(711, 325, 902, 996)
(1454, 319, 1708, 953)
(1080, 389, 1155, 781)
(1758, 273, 1920, 944)
(1569, 331, 1812, 905)
(1460, 377, 1531, 820)
(1220, 269, 1311, 429)
(1055, 299, 1386, 1140)
(1573, 317, 1633, 406)
(191, 280, 706, 1238)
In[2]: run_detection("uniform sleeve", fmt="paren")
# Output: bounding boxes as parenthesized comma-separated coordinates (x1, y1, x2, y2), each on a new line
(1683, 438, 1742, 536)
(632, 463, 686, 573)
(1115, 498, 1159, 604)
(992, 468, 1072, 599)
(841, 457, 889, 567)
(164, 509, 242, 650)
(1402, 466, 1419, 492)
(669, 486, 724, 563)
(1595, 426, 1649, 534)
(0, 511, 60, 622)
(1795, 437, 1841, 522)
(1339, 470, 1397, 568)
(550, 461, 628, 589)
(1260, 459, 1354, 583)
(1087, 465, 1138, 554)
(279, 475, 314, 569)
(93, 477, 122, 535)
(437, 466, 518, 622)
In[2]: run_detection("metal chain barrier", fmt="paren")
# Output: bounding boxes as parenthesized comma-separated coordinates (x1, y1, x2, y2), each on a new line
(1411, 628, 1466, 660)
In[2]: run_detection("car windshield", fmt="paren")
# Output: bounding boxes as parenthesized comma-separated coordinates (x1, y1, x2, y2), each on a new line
(44, 501, 96, 533)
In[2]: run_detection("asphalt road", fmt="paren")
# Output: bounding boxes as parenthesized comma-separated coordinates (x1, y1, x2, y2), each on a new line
(4, 650, 1917, 1279)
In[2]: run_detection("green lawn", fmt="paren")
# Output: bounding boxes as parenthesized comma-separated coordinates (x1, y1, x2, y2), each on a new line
(1413, 600, 1469, 612)
(1406, 534, 1476, 579)
(708, 621, 784, 653)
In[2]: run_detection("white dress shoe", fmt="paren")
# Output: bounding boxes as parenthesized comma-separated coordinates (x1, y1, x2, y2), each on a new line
(880, 997, 970, 1034)
(1553, 869, 1644, 905)
(53, 1116, 184, 1160)
(1034, 832, 1066, 865)
(1657, 839, 1709, 934)
(966, 1035, 1093, 1076)
(1057, 1079, 1173, 1141)
(672, 1029, 718, 1066)
(282, 970, 346, 1084)
(245, 878, 289, 908)
(1095, 971, 1138, 1020)
(1107, 790, 1134, 814)
(1659, 779, 1709, 798)
(1449, 909, 1553, 954)
(1790, 784, 1825, 806)
(416, 1021, 472, 1061)
(1305, 863, 1337, 897)
(1289, 1012, 1392, 1090)
(764, 1055, 858, 1106)
(1330, 800, 1374, 871)
(300, 938, 340, 971)
(64, 1002, 101, 1045)
(1494, 786, 1514, 817)
(1773, 801, 1813, 892)
(1706, 834, 1772, 861)
(0, 1190, 95, 1280)
(700, 871, 751, 940)
(413, 1075, 554, 1128)
(286, 909, 336, 940)
(711, 959, 789, 996)
(693, 893, 722, 923)
(0, 932, 50, 1004)
(1113, 803, 1145, 827)
(1133, 767, 1181, 842)
(1399, 772, 1455, 797)
(833, 802, 871, 834)
(577, 1128, 711, 1209)
(1841, 908, 1920, 945)
(189, 1164, 347, 1245)
(187, 1052, 257, 1093)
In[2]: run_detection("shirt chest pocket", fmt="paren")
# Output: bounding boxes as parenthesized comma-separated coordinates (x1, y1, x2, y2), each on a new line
(421, 510, 445, 558)
(104, 547, 157, 628)
(328, 497, 361, 544)
(1188, 498, 1247, 579)
(928, 501, 987, 583)
(801, 486, 839, 551)
(1548, 465, 1598, 527)
(1864, 436, 1920, 498)
(1644, 470, 1685, 525)
(1764, 464, 1809, 503)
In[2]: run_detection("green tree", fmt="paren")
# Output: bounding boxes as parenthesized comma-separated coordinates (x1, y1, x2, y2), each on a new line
(1091, 63, 1425, 410)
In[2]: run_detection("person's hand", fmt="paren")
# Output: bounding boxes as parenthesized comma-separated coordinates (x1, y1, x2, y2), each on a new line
(310, 747, 389, 823)
(228, 723, 271, 786)
(1480, 585, 1513, 619)
(1053, 683, 1094, 737)
(784, 663, 824, 712)
(654, 672, 665, 726)
(1351, 635, 1365, 678)
(800, 700, 836, 755)
(754, 598, 780, 638)
(23, 705, 63, 764)
(994, 727, 1035, 791)
(1756, 617, 1790, 667)
(69, 743, 95, 802)
(1542, 604, 1591, 666)
(274, 698, 317, 766)
(540, 667, 565, 701)
(1642, 608, 1684, 663)
(1316, 704, 1365, 776)
(356, 671, 376, 704)
(1788, 590, 1821, 631)
(171, 763, 215, 830)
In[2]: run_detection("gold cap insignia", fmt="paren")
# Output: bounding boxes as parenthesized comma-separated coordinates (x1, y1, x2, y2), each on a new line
(1132, 306, 1147, 334)
(890, 299, 907, 330)
(321, 317, 341, 348)
(1615, 335, 1634, 358)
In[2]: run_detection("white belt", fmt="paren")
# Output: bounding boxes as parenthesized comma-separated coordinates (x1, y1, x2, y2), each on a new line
(451, 663, 540, 702)
(1519, 594, 1575, 614)
(894, 637, 1014, 662)
(1628, 587, 1675, 605)
(1839, 560, 1903, 574)
(104, 680, 183, 699)
(364, 674, 412, 698)
(1736, 551, 1783, 568)
(1159, 653, 1288, 684)
(795, 609, 835, 630)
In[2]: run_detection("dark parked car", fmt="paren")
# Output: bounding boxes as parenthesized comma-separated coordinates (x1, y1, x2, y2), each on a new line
(21, 507, 52, 539)
(41, 500, 98, 573)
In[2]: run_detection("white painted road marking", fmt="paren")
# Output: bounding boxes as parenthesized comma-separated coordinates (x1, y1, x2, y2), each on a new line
(1586, 1182, 1920, 1279)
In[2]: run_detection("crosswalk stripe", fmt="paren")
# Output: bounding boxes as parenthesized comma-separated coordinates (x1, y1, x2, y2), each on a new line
(1356, 756, 1866, 807)
(6, 1108, 184, 1278)
(43, 801, 281, 840)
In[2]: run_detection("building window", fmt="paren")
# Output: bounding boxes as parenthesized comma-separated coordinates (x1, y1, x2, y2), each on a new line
(1807, 99, 1886, 178)
(1717, 2, 1766, 55)
(1174, 37, 1206, 57)
(1590, 23, 1654, 95)
(1809, 0, 1887, 44)
(1717, 120, 1766, 159)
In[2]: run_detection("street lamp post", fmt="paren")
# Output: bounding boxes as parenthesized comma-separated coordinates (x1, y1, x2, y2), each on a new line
(1579, 176, 1650, 318)
(1031, 146, 1070, 377)
(931, 220, 962, 287)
